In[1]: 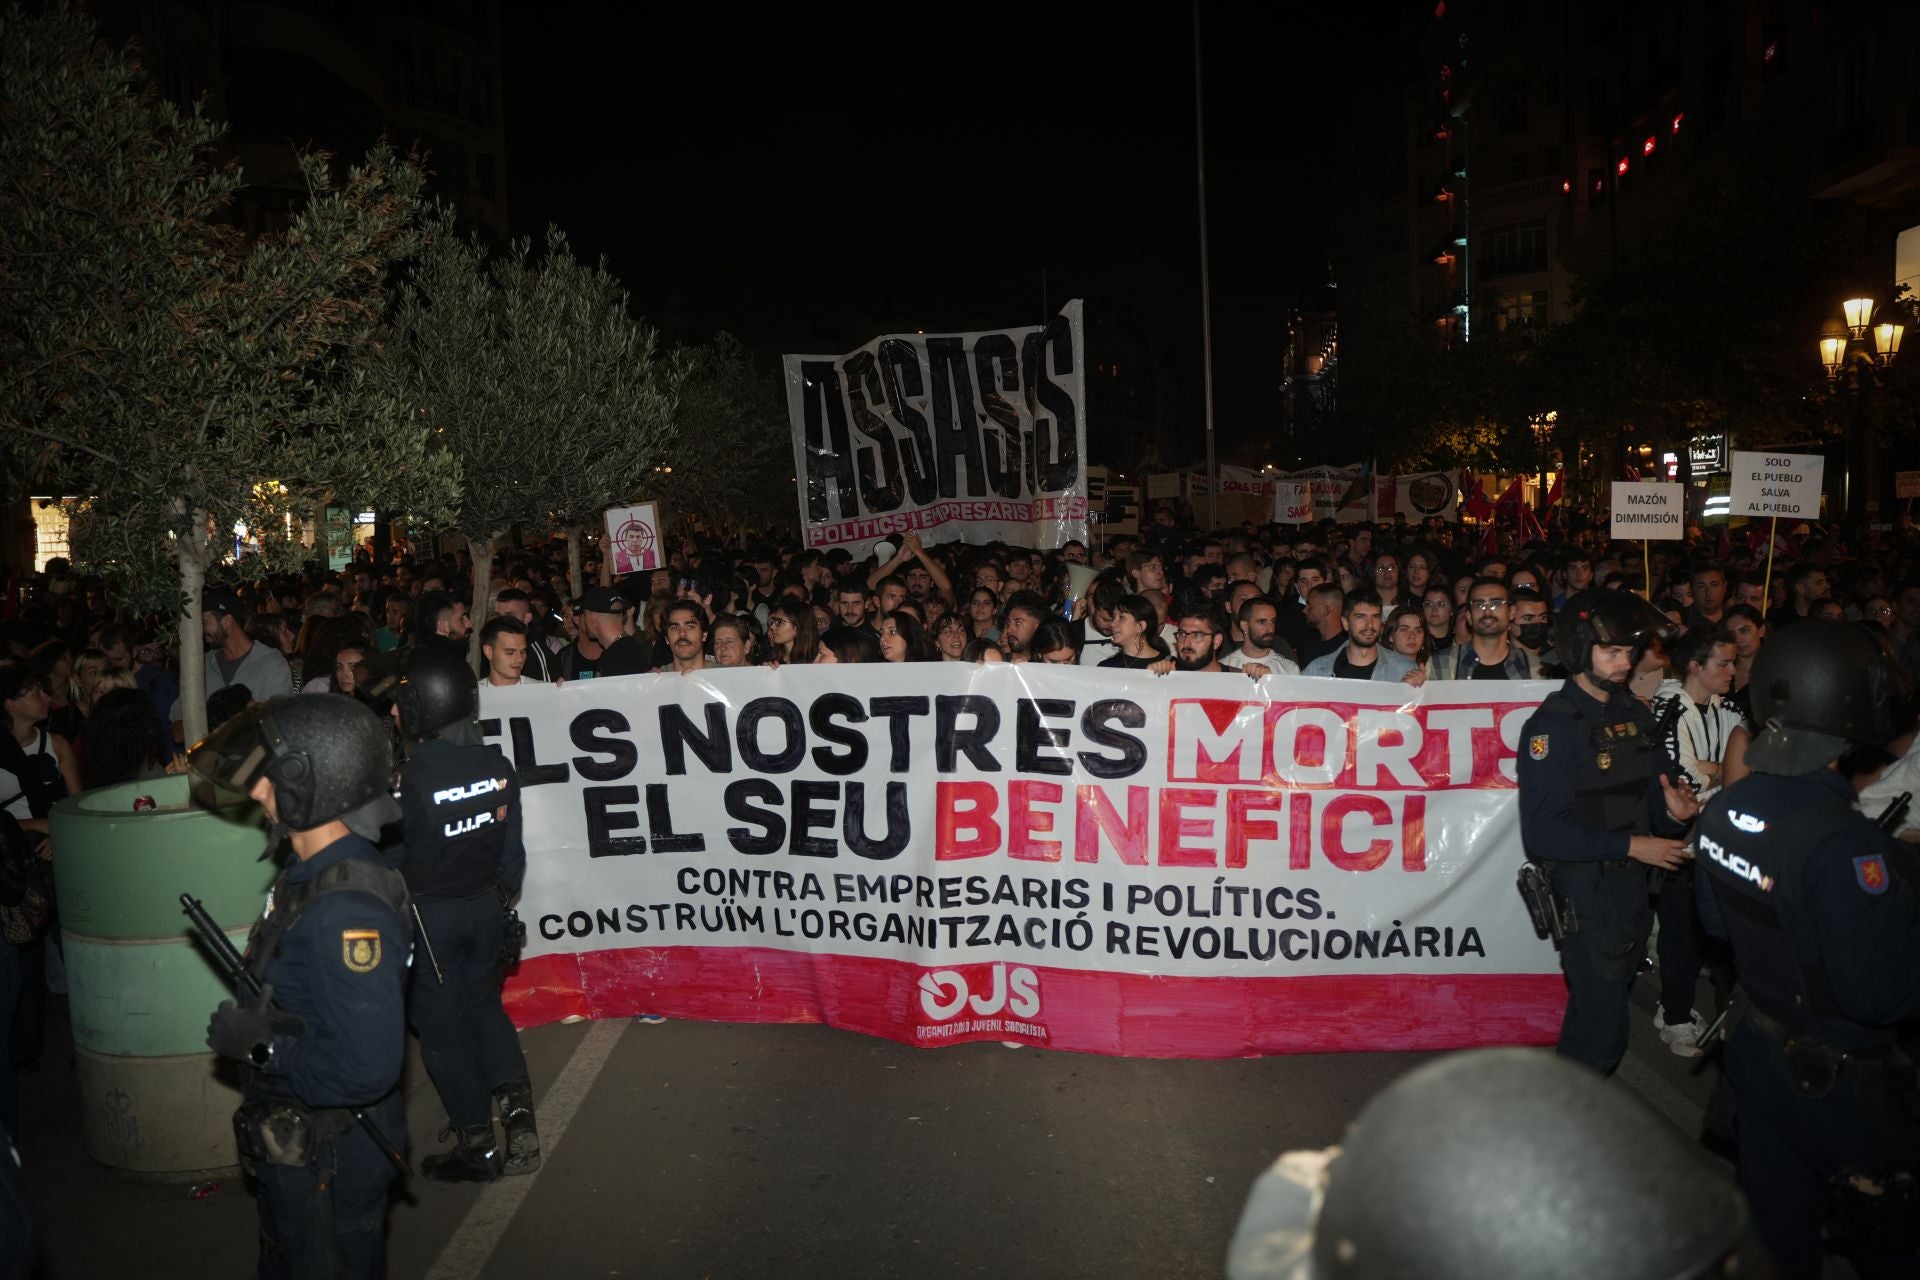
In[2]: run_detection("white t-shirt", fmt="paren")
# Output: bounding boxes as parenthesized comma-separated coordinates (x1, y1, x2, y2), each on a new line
(1220, 647, 1300, 676)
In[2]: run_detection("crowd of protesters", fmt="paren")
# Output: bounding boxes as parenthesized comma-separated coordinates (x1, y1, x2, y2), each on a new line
(5, 496, 1920, 1126)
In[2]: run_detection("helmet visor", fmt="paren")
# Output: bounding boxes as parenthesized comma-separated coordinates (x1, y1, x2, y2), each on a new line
(185, 704, 282, 799)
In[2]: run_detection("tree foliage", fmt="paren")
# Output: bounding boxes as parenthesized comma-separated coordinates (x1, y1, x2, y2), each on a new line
(0, 5, 458, 740)
(383, 215, 679, 622)
(650, 334, 790, 538)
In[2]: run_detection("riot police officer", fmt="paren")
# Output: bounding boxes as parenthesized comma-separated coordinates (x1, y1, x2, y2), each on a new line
(390, 646, 537, 1182)
(1515, 590, 1699, 1075)
(191, 695, 410, 1278)
(1694, 621, 1920, 1278)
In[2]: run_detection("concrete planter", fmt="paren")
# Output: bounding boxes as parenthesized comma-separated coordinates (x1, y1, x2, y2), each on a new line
(49, 774, 271, 1180)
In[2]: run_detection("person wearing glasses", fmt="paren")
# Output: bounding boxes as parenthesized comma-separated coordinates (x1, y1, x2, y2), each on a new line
(1372, 552, 1408, 611)
(1419, 586, 1457, 659)
(1170, 604, 1232, 673)
(1433, 578, 1543, 680)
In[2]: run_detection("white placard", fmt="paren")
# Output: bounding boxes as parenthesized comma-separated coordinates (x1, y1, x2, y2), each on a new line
(603, 501, 662, 574)
(1729, 450, 1825, 520)
(1609, 482, 1685, 540)
(1272, 481, 1312, 525)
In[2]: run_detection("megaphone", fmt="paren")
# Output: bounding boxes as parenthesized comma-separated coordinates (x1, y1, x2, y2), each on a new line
(1064, 563, 1099, 602)
(870, 539, 898, 565)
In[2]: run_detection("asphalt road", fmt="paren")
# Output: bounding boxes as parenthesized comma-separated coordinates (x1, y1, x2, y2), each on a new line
(10, 970, 1806, 1280)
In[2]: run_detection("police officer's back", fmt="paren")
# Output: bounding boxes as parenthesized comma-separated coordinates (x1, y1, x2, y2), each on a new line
(190, 695, 410, 1278)
(390, 646, 537, 1182)
(1694, 622, 1920, 1279)
(1514, 590, 1697, 1075)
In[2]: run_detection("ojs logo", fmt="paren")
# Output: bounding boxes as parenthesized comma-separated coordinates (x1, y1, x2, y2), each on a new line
(916, 963, 1041, 1021)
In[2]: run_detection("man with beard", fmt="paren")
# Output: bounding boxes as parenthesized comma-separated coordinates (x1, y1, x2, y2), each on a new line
(1170, 603, 1232, 672)
(1434, 578, 1539, 679)
(654, 602, 710, 674)
(1515, 590, 1697, 1075)
(174, 587, 294, 741)
(1220, 596, 1299, 676)
(998, 591, 1050, 662)
(1303, 590, 1416, 681)
(833, 581, 877, 635)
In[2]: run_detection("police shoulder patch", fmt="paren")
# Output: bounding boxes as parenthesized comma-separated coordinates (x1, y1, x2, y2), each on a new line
(341, 929, 383, 972)
(1528, 734, 1550, 761)
(1853, 855, 1890, 896)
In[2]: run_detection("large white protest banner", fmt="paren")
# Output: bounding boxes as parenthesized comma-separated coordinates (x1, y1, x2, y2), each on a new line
(1729, 450, 1825, 520)
(487, 666, 1563, 1057)
(784, 302, 1087, 551)
(1609, 482, 1685, 540)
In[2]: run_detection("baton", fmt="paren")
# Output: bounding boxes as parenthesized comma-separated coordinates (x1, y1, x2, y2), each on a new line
(181, 893, 412, 1177)
(412, 902, 445, 986)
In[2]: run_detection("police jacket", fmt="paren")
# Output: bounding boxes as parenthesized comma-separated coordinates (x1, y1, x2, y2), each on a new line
(396, 737, 524, 901)
(1515, 678, 1685, 862)
(1696, 769, 1920, 1050)
(244, 834, 410, 1109)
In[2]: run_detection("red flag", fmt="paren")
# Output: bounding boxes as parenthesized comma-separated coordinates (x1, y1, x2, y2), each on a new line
(1492, 476, 1527, 517)
(1541, 474, 1563, 517)
(1461, 481, 1494, 522)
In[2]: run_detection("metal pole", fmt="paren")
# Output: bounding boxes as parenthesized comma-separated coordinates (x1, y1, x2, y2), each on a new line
(1194, 0, 1218, 530)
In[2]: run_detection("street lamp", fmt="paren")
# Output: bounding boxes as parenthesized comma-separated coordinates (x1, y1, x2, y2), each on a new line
(1819, 295, 1906, 519)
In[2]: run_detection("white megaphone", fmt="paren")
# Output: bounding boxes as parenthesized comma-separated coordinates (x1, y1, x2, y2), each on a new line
(1064, 562, 1099, 602)
(870, 539, 898, 565)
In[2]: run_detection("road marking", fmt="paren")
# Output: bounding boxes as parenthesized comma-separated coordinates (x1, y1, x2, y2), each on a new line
(424, 1018, 628, 1280)
(1616, 1050, 1707, 1137)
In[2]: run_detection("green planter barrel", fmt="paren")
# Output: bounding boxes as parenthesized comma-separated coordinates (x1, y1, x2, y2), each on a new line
(49, 774, 273, 1179)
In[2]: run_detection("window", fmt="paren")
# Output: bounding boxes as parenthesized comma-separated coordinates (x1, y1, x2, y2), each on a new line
(1510, 153, 1531, 180)
(1488, 290, 1549, 332)
(1543, 145, 1561, 173)
(1479, 219, 1548, 278)
(1499, 80, 1530, 134)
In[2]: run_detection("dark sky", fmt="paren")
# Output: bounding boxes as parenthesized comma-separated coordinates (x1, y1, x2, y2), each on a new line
(504, 3, 1358, 459)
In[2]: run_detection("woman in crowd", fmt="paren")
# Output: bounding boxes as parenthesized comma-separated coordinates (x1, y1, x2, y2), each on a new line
(1099, 595, 1170, 671)
(1403, 549, 1435, 600)
(710, 615, 758, 668)
(877, 611, 934, 663)
(965, 588, 1001, 642)
(818, 626, 880, 664)
(298, 616, 370, 695)
(1720, 604, 1767, 723)
(27, 643, 77, 743)
(765, 601, 820, 666)
(1385, 605, 1432, 687)
(932, 614, 971, 661)
(960, 637, 1004, 663)
(1419, 586, 1456, 658)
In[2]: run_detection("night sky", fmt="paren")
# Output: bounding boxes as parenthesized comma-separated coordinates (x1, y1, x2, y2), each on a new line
(503, 3, 1359, 461)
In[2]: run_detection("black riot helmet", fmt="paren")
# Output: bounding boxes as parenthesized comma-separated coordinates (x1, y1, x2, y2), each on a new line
(1746, 620, 1894, 774)
(188, 694, 399, 833)
(392, 643, 478, 741)
(1226, 1049, 1769, 1280)
(1551, 588, 1672, 678)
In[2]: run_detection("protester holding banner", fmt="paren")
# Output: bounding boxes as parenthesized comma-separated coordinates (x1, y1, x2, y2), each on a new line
(1302, 591, 1415, 682)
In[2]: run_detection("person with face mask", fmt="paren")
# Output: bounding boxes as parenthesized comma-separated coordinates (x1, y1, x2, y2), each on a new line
(1510, 588, 1559, 675)
(1514, 591, 1699, 1075)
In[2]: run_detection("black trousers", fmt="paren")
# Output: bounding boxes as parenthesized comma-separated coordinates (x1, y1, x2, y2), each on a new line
(410, 892, 528, 1131)
(1548, 861, 1651, 1075)
(251, 1093, 402, 1280)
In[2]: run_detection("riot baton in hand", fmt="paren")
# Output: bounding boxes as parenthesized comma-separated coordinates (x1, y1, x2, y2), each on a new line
(412, 903, 445, 986)
(181, 893, 411, 1177)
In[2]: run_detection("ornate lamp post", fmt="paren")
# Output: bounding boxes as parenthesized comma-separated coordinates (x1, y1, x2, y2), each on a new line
(1820, 295, 1906, 519)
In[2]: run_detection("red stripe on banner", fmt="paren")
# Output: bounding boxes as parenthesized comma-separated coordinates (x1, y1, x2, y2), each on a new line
(503, 947, 1563, 1058)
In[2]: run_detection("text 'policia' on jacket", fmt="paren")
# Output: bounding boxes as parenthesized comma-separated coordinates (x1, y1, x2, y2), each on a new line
(394, 736, 525, 900)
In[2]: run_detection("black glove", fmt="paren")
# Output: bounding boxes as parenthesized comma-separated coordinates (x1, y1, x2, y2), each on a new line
(207, 984, 275, 1063)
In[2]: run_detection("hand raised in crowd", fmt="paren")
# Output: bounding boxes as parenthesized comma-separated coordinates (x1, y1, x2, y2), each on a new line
(1627, 836, 1692, 871)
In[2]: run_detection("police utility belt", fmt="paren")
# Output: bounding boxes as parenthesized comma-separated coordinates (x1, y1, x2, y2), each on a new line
(1738, 998, 1916, 1100)
(233, 1098, 362, 1169)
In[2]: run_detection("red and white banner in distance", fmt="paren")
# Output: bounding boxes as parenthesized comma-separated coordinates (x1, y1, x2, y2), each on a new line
(484, 667, 1565, 1057)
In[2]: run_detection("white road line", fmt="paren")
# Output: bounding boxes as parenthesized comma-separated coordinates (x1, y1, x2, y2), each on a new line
(1616, 1050, 1708, 1137)
(424, 1018, 629, 1280)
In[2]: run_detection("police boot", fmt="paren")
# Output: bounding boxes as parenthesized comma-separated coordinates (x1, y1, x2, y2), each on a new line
(421, 1123, 503, 1183)
(496, 1080, 541, 1176)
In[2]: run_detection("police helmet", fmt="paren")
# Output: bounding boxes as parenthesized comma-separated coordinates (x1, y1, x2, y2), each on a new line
(1551, 588, 1671, 678)
(1226, 1049, 1766, 1280)
(392, 643, 478, 740)
(1746, 620, 1894, 774)
(188, 694, 398, 832)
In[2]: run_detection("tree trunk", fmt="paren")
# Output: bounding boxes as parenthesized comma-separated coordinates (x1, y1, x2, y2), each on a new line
(176, 517, 212, 747)
(566, 524, 584, 601)
(467, 534, 496, 672)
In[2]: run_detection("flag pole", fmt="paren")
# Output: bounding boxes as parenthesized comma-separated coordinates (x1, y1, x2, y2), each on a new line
(1761, 516, 1780, 610)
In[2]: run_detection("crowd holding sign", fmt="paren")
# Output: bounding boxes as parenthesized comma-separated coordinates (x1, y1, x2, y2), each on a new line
(784, 303, 1088, 551)
(486, 666, 1564, 1058)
